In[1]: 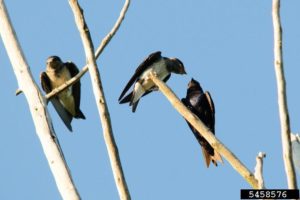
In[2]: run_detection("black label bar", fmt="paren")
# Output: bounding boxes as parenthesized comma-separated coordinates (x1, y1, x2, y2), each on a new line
(241, 189, 299, 199)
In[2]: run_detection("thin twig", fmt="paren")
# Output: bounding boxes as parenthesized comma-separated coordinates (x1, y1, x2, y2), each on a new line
(94, 0, 130, 57)
(254, 152, 266, 189)
(149, 73, 259, 189)
(46, 0, 130, 100)
(15, 88, 22, 95)
(272, 0, 297, 189)
(0, 1, 80, 199)
(68, 1, 131, 199)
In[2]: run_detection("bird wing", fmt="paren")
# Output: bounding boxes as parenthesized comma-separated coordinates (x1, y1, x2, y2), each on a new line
(40, 72, 52, 94)
(50, 98, 73, 131)
(119, 89, 154, 104)
(203, 91, 215, 132)
(204, 91, 215, 114)
(40, 72, 73, 131)
(118, 51, 162, 101)
(65, 62, 85, 119)
(65, 62, 80, 109)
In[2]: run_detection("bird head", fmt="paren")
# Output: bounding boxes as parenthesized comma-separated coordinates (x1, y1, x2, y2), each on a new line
(46, 56, 63, 71)
(169, 58, 187, 74)
(188, 78, 199, 87)
(187, 78, 203, 93)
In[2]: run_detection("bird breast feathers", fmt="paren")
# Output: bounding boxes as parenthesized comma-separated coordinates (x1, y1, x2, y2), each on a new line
(131, 60, 169, 104)
(139, 60, 169, 88)
(189, 94, 201, 106)
(48, 67, 72, 89)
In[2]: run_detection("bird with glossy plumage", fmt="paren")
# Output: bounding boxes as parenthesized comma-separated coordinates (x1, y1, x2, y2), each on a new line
(181, 78, 223, 167)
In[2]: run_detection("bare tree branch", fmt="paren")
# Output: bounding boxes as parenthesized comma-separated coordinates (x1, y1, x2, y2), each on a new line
(254, 152, 266, 189)
(46, 0, 130, 100)
(0, 1, 81, 199)
(149, 73, 259, 189)
(94, 0, 130, 57)
(68, 1, 131, 199)
(272, 0, 297, 189)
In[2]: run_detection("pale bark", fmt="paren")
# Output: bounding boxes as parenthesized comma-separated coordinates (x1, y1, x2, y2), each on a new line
(46, 0, 130, 100)
(149, 73, 259, 189)
(69, 0, 131, 199)
(0, 1, 80, 199)
(272, 0, 297, 189)
(254, 152, 266, 189)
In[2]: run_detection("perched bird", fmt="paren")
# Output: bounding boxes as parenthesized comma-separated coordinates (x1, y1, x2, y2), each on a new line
(181, 78, 222, 167)
(119, 51, 186, 112)
(40, 56, 85, 131)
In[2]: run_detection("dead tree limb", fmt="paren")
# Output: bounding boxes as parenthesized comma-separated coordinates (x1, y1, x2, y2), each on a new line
(149, 73, 259, 189)
(46, 0, 130, 100)
(254, 152, 266, 189)
(0, 1, 80, 199)
(69, 0, 131, 199)
(272, 0, 297, 189)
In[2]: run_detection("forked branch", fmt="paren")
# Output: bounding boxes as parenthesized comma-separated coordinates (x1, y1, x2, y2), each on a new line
(46, 0, 130, 100)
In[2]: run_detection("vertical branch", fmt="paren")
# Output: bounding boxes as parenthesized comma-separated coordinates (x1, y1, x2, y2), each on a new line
(272, 0, 297, 189)
(68, 1, 131, 199)
(149, 74, 259, 189)
(0, 1, 81, 199)
(254, 152, 266, 189)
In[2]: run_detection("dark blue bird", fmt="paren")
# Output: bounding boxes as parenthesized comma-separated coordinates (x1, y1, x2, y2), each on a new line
(181, 78, 222, 167)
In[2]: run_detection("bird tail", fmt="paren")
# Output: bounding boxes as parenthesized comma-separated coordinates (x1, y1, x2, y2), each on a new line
(201, 147, 223, 168)
(50, 98, 73, 132)
(129, 86, 145, 112)
(131, 100, 139, 113)
(75, 110, 86, 119)
(130, 83, 145, 106)
(119, 92, 132, 104)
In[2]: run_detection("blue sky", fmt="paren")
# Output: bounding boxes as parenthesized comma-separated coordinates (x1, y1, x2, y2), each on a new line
(1, 0, 300, 199)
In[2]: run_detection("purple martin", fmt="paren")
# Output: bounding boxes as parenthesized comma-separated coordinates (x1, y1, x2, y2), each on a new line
(40, 56, 85, 131)
(119, 51, 186, 112)
(181, 78, 222, 167)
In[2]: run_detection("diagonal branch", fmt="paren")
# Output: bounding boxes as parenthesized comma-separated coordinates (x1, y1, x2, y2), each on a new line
(149, 73, 259, 189)
(68, 1, 131, 199)
(272, 0, 297, 189)
(0, 1, 80, 199)
(94, 0, 130, 57)
(45, 0, 130, 100)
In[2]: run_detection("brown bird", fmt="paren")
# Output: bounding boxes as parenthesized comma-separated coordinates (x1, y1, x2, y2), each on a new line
(40, 56, 85, 131)
(181, 78, 223, 167)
